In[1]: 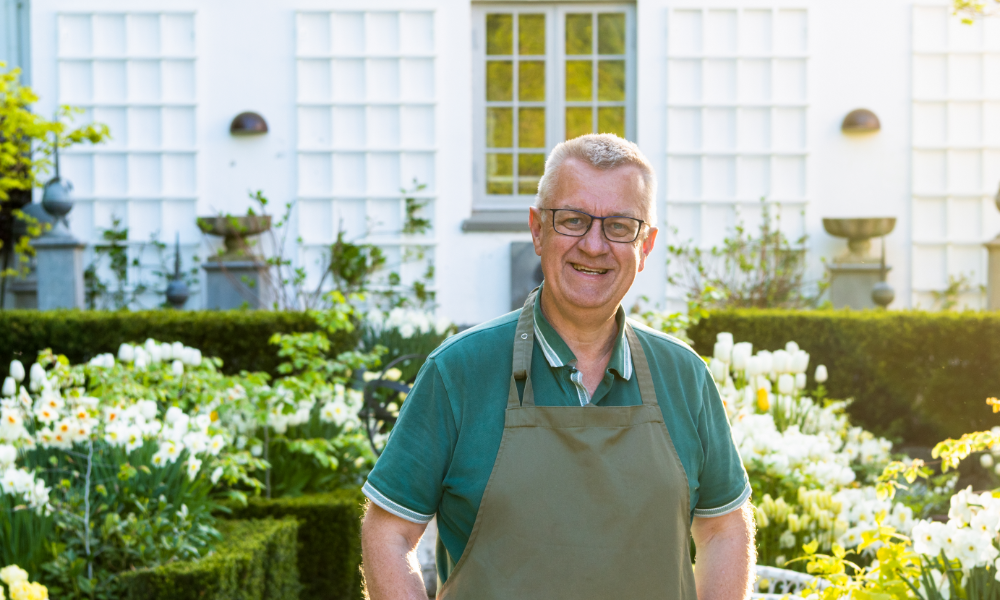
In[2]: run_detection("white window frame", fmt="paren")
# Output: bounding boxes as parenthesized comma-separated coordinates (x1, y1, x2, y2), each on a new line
(471, 3, 637, 213)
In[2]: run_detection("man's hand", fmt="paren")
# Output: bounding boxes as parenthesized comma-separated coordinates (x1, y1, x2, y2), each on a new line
(691, 503, 756, 600)
(361, 503, 429, 600)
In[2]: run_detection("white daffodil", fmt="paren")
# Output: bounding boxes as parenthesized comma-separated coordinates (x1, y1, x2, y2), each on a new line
(186, 456, 202, 481)
(211, 466, 224, 484)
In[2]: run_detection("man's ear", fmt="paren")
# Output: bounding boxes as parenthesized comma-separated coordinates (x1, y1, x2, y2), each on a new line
(529, 207, 544, 256)
(637, 227, 658, 273)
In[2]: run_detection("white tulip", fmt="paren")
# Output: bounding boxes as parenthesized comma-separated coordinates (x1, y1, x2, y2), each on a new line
(777, 374, 795, 395)
(981, 454, 995, 469)
(29, 362, 45, 383)
(709, 358, 728, 383)
(756, 351, 773, 374)
(714, 341, 733, 364)
(160, 342, 173, 361)
(171, 360, 184, 377)
(795, 373, 807, 390)
(149, 345, 162, 364)
(716, 332, 734, 346)
(731, 342, 753, 371)
(1, 377, 15, 397)
(772, 350, 790, 373)
(190, 349, 202, 367)
(785, 341, 800, 353)
(118, 343, 135, 362)
(134, 355, 148, 371)
(815, 365, 828, 383)
(745, 355, 761, 377)
(171, 342, 185, 360)
(9, 360, 25, 383)
(791, 351, 810, 374)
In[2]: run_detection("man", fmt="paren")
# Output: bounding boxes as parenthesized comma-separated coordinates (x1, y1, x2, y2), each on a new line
(362, 134, 755, 600)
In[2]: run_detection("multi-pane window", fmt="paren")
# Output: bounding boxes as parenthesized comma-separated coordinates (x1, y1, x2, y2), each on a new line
(474, 5, 635, 209)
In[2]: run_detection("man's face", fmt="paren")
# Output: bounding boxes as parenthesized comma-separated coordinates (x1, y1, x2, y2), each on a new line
(529, 158, 658, 314)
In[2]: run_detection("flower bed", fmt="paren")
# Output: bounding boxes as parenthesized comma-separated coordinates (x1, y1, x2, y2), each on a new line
(690, 309, 1000, 445)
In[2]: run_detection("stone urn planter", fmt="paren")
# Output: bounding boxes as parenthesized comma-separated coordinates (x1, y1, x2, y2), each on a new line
(197, 215, 273, 309)
(197, 215, 272, 261)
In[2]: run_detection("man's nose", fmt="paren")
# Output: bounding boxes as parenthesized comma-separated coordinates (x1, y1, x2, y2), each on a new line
(578, 220, 609, 254)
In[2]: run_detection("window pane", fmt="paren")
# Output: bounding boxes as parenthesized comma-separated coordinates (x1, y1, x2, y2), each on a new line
(487, 108, 513, 148)
(487, 14, 513, 55)
(598, 60, 625, 101)
(518, 153, 545, 194)
(519, 14, 546, 55)
(486, 61, 513, 101)
(487, 153, 513, 194)
(566, 107, 592, 139)
(518, 108, 545, 148)
(598, 107, 625, 138)
(565, 14, 592, 55)
(598, 14, 626, 55)
(565, 60, 592, 101)
(519, 61, 545, 101)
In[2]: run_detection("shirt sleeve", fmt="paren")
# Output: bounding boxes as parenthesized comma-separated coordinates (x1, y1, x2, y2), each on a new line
(363, 358, 457, 524)
(693, 376, 751, 518)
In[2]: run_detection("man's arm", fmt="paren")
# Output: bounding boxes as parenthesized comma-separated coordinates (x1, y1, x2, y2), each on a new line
(691, 503, 756, 600)
(361, 503, 429, 600)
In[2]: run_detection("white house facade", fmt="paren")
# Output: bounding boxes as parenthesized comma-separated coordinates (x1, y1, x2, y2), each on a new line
(4, 0, 999, 323)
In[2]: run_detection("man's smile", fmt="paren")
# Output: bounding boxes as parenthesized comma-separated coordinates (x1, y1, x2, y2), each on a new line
(570, 263, 610, 275)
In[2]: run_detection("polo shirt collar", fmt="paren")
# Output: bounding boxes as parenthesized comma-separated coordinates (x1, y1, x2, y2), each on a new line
(531, 283, 633, 381)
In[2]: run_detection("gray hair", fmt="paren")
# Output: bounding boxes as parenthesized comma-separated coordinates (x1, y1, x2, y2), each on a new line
(535, 134, 657, 226)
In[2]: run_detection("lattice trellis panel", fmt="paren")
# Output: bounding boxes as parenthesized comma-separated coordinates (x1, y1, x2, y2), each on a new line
(295, 11, 437, 294)
(910, 5, 1000, 309)
(57, 12, 198, 306)
(664, 7, 809, 306)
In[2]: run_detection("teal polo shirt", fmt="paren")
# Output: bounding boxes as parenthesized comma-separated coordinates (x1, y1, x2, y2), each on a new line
(363, 292, 751, 584)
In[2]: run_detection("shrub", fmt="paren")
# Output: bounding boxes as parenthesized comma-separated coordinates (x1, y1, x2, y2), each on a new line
(0, 310, 358, 376)
(223, 490, 365, 600)
(117, 518, 300, 600)
(689, 309, 1000, 445)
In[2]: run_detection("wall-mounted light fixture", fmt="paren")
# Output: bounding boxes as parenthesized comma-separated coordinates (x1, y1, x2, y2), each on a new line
(229, 111, 268, 135)
(841, 108, 881, 133)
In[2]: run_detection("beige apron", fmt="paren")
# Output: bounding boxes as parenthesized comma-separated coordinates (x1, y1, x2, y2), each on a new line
(438, 290, 698, 599)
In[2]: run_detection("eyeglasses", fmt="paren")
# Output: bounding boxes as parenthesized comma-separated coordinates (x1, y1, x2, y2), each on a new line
(547, 209, 645, 243)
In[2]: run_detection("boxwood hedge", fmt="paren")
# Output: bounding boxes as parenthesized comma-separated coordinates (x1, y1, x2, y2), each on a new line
(0, 309, 356, 376)
(223, 490, 366, 600)
(689, 309, 1000, 446)
(118, 517, 301, 600)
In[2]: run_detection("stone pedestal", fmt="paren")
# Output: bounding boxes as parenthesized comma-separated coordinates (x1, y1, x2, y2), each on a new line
(34, 232, 85, 310)
(828, 263, 889, 309)
(510, 241, 543, 310)
(986, 236, 1000, 310)
(203, 260, 273, 309)
(9, 279, 38, 309)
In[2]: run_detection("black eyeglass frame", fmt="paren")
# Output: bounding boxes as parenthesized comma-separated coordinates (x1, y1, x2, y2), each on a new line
(546, 208, 646, 243)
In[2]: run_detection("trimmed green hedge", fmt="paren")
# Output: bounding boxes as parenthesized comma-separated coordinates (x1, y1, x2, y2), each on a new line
(224, 490, 366, 600)
(689, 309, 1000, 446)
(0, 310, 356, 375)
(118, 518, 301, 600)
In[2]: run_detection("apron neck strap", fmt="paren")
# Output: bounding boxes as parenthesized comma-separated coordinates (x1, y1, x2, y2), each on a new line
(507, 287, 659, 409)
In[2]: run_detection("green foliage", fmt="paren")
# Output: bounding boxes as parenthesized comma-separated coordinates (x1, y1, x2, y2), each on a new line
(689, 309, 1000, 445)
(0, 62, 109, 292)
(117, 518, 300, 600)
(668, 201, 825, 310)
(0, 492, 54, 577)
(223, 490, 365, 600)
(0, 309, 357, 378)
